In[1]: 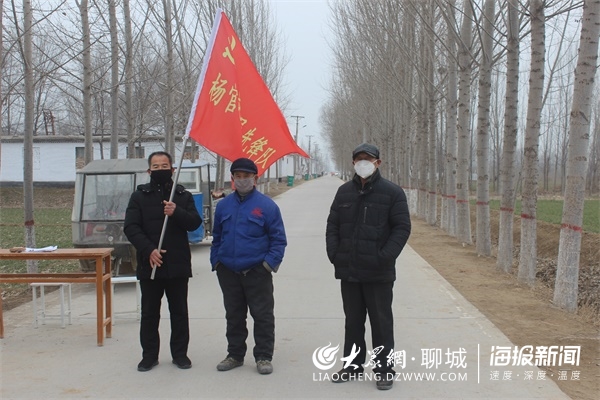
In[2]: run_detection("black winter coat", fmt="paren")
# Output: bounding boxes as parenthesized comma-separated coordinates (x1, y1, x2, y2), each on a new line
(326, 169, 411, 282)
(124, 181, 202, 280)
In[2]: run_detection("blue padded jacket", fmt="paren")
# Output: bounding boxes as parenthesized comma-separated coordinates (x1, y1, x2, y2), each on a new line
(210, 188, 287, 272)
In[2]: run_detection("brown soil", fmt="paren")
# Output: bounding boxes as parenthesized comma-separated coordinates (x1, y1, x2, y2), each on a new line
(409, 214, 599, 400)
(1, 183, 598, 399)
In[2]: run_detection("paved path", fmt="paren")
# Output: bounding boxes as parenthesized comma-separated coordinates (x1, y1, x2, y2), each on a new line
(0, 176, 570, 399)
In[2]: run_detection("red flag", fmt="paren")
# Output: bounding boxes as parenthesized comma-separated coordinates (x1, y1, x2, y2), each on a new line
(185, 9, 309, 176)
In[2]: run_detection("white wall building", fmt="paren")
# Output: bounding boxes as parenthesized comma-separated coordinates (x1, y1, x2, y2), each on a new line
(0, 135, 296, 185)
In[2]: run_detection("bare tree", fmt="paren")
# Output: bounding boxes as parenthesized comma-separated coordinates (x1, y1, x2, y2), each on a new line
(456, 0, 474, 244)
(416, 17, 429, 220)
(497, 0, 521, 273)
(76, 0, 93, 164)
(475, 0, 496, 256)
(518, 0, 546, 286)
(22, 0, 37, 271)
(554, 0, 600, 312)
(442, 0, 459, 236)
(425, 1, 438, 226)
(123, 0, 135, 158)
(108, 0, 118, 158)
(161, 0, 174, 155)
(0, 0, 3, 175)
(587, 99, 599, 194)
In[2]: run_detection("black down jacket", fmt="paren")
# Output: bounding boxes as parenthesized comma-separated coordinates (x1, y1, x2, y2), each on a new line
(124, 181, 201, 280)
(326, 169, 411, 283)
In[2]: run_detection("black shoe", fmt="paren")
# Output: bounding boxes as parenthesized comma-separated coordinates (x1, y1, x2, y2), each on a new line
(137, 358, 158, 372)
(332, 368, 364, 383)
(376, 372, 394, 390)
(172, 356, 192, 369)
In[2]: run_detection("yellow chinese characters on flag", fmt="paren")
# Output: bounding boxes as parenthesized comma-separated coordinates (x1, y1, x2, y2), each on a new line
(186, 10, 308, 176)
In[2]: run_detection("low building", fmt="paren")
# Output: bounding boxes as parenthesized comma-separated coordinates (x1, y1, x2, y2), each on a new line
(0, 135, 295, 186)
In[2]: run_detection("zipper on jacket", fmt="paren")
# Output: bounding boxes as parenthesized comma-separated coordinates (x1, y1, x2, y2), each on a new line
(363, 206, 367, 223)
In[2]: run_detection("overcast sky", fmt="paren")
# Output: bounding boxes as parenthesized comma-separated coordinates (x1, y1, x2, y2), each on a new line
(268, 0, 333, 166)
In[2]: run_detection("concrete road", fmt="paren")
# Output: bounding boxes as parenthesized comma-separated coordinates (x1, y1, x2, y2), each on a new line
(0, 175, 570, 399)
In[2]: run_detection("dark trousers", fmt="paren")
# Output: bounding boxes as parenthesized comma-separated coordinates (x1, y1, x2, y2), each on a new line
(216, 265, 274, 362)
(139, 277, 189, 360)
(341, 280, 395, 373)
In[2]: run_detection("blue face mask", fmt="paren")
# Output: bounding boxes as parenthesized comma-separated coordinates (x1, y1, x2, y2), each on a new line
(234, 177, 255, 195)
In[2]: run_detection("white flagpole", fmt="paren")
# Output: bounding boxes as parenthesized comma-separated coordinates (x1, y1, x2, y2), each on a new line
(151, 136, 190, 280)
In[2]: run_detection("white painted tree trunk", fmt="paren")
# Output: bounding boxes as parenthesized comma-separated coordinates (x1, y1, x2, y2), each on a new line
(497, 0, 521, 273)
(475, 0, 495, 256)
(443, 0, 458, 237)
(456, 0, 473, 245)
(518, 0, 545, 286)
(554, 0, 600, 312)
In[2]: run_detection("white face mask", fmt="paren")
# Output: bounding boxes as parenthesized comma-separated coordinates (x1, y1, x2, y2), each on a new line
(234, 177, 255, 195)
(354, 160, 377, 179)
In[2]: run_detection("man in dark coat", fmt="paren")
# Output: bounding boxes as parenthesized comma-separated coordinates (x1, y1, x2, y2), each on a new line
(326, 143, 411, 390)
(124, 151, 201, 372)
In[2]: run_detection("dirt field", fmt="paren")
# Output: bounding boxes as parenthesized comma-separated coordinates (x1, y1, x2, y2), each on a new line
(409, 215, 599, 400)
(1, 183, 598, 399)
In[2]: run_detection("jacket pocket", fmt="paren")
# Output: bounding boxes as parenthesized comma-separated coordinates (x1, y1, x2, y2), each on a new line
(247, 215, 265, 237)
(220, 213, 233, 234)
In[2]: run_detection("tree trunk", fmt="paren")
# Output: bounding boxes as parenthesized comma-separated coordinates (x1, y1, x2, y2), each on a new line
(0, 0, 3, 175)
(162, 0, 174, 155)
(497, 0, 521, 273)
(401, 7, 415, 200)
(443, 0, 458, 236)
(475, 0, 495, 256)
(425, 0, 437, 226)
(456, 0, 473, 245)
(109, 0, 119, 159)
(518, 0, 545, 286)
(553, 0, 600, 312)
(23, 0, 37, 272)
(123, 0, 135, 158)
(78, 0, 93, 165)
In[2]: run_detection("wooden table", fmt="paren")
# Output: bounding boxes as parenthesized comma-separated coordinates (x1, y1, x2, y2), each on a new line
(0, 248, 113, 346)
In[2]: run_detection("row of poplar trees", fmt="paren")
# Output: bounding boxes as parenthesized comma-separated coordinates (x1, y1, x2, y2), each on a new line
(321, 0, 599, 313)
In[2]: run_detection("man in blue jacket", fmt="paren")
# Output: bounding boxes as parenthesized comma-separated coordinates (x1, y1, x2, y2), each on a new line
(210, 158, 287, 375)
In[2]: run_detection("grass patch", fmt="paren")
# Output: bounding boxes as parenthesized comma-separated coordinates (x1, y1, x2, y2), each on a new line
(0, 208, 78, 274)
(471, 199, 599, 233)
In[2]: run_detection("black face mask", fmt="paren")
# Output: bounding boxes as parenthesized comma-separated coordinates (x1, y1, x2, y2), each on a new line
(150, 169, 172, 185)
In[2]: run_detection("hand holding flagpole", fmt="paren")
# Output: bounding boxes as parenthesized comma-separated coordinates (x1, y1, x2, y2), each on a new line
(150, 137, 190, 280)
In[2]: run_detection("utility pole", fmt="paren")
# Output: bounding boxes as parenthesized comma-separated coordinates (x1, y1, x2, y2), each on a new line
(290, 115, 304, 177)
(306, 135, 313, 179)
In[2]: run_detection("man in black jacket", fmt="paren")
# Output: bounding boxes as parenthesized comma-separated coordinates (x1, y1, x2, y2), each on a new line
(124, 151, 201, 372)
(326, 143, 411, 390)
